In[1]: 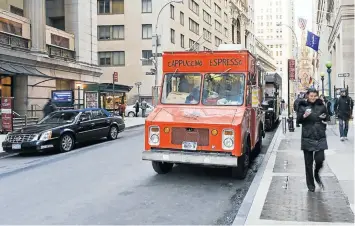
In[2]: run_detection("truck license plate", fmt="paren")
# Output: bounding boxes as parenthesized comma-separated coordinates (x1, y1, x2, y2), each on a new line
(12, 144, 21, 150)
(182, 141, 197, 150)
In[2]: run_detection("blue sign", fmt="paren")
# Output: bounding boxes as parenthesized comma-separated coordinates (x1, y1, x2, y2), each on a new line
(306, 31, 320, 51)
(52, 90, 73, 103)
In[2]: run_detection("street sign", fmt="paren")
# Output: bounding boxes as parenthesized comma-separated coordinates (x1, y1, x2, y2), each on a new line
(113, 72, 118, 82)
(146, 72, 155, 75)
(153, 53, 162, 57)
(338, 73, 350, 77)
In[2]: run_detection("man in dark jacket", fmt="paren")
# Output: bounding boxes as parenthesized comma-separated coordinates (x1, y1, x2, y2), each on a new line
(297, 89, 329, 192)
(334, 88, 353, 141)
(293, 94, 302, 127)
(43, 99, 57, 118)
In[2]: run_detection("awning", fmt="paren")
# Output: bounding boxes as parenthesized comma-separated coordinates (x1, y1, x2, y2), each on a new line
(0, 63, 49, 77)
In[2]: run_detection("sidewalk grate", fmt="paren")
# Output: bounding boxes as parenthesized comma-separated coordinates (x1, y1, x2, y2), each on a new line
(260, 176, 354, 223)
(273, 152, 332, 173)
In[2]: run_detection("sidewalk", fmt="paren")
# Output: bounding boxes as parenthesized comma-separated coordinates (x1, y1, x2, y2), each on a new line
(0, 117, 145, 154)
(234, 115, 354, 225)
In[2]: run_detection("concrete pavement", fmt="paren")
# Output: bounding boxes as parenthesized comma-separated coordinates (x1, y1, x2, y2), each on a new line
(0, 117, 146, 154)
(234, 117, 354, 225)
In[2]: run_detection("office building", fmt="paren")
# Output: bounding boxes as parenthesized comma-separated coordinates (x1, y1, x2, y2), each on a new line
(255, 0, 296, 100)
(0, 0, 101, 117)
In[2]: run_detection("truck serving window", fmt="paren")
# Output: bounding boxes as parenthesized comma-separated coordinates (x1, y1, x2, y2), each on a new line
(161, 73, 202, 104)
(202, 73, 245, 106)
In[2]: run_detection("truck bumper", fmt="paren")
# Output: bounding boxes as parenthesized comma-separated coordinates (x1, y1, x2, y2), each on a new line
(142, 150, 238, 167)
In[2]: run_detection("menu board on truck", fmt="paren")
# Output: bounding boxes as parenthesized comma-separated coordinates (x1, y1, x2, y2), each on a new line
(1, 97, 13, 132)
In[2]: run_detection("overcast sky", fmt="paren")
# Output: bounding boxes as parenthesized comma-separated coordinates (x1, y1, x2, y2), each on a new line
(294, 0, 313, 43)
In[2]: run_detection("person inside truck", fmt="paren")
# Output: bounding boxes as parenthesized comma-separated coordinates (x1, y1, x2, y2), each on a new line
(185, 87, 200, 104)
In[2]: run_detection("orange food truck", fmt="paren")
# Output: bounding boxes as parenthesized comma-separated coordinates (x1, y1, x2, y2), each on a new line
(142, 46, 265, 179)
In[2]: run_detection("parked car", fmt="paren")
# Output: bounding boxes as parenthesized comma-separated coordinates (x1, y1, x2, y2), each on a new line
(2, 108, 125, 154)
(125, 103, 154, 117)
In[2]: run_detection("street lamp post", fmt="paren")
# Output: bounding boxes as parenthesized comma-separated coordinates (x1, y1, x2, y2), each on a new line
(320, 72, 325, 96)
(135, 82, 142, 101)
(152, 0, 183, 106)
(326, 61, 332, 98)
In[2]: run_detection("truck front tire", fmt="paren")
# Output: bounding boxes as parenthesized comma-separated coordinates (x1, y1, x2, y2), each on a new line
(152, 161, 174, 174)
(232, 140, 250, 179)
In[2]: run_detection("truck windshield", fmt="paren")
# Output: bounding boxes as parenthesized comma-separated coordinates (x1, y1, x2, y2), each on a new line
(161, 73, 202, 105)
(202, 73, 245, 106)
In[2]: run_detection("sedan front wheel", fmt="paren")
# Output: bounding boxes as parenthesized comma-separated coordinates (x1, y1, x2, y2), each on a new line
(108, 125, 118, 140)
(59, 133, 75, 152)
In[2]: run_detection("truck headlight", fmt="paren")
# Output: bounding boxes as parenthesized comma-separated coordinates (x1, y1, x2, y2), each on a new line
(39, 131, 52, 141)
(149, 126, 160, 146)
(222, 129, 234, 150)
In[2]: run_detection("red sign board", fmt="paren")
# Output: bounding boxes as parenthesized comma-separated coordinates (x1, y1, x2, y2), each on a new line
(1, 97, 13, 132)
(113, 72, 118, 83)
(288, 59, 296, 80)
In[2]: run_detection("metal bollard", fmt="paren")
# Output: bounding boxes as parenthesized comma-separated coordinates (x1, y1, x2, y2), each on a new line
(287, 115, 295, 132)
(282, 116, 287, 134)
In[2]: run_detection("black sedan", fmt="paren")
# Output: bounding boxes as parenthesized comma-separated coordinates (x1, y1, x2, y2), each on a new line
(2, 108, 125, 154)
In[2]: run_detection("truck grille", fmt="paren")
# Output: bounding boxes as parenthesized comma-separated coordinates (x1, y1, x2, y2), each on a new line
(171, 128, 209, 146)
(6, 134, 36, 143)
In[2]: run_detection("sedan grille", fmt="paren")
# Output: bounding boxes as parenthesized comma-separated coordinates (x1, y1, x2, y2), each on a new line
(6, 134, 36, 143)
(171, 128, 209, 146)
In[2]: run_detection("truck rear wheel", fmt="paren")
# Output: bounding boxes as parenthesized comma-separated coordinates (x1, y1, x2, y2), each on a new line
(231, 141, 250, 179)
(152, 161, 173, 174)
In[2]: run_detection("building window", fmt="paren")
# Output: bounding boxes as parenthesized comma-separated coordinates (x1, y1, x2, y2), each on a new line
(170, 4, 175, 19)
(142, 24, 152, 39)
(142, 50, 153, 65)
(170, 29, 175, 43)
(98, 0, 110, 14)
(142, 0, 152, 13)
(112, 0, 124, 14)
(98, 25, 125, 40)
(189, 39, 199, 50)
(203, 29, 212, 42)
(189, 18, 199, 35)
(98, 51, 125, 66)
(224, 12, 228, 23)
(203, 10, 211, 24)
(214, 3, 221, 16)
(10, 5, 23, 16)
(280, 51, 282, 56)
(236, 18, 241, 44)
(189, 0, 199, 15)
(215, 20, 222, 32)
(203, 0, 211, 7)
(180, 34, 185, 48)
(224, 27, 228, 37)
(215, 36, 222, 47)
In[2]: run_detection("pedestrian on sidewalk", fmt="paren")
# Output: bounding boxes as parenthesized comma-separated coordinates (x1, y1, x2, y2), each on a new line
(141, 99, 147, 117)
(334, 88, 353, 141)
(293, 94, 302, 127)
(297, 89, 329, 192)
(134, 100, 140, 117)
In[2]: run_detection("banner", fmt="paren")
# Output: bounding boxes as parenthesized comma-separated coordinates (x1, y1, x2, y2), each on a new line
(288, 59, 296, 80)
(298, 18, 307, 30)
(85, 92, 99, 108)
(306, 31, 320, 51)
(1, 97, 13, 132)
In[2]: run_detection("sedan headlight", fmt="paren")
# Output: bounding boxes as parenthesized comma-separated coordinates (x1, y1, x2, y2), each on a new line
(222, 129, 234, 150)
(39, 131, 52, 141)
(149, 126, 160, 146)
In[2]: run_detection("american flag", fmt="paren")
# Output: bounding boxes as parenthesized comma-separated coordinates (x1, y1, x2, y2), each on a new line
(298, 18, 307, 30)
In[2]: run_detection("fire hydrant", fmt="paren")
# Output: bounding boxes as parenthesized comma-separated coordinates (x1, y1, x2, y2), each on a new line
(287, 115, 295, 132)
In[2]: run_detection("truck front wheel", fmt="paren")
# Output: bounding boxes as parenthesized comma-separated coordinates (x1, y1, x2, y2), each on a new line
(152, 161, 174, 174)
(231, 141, 250, 179)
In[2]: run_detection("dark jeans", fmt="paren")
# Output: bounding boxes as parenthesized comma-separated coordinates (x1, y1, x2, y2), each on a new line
(339, 119, 349, 137)
(135, 111, 139, 117)
(303, 150, 325, 190)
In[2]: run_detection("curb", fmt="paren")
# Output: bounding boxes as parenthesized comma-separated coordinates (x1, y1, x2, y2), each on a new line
(232, 123, 283, 225)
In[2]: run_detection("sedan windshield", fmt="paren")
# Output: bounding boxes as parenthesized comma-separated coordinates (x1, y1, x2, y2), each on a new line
(39, 111, 79, 124)
(202, 73, 245, 106)
(161, 73, 202, 104)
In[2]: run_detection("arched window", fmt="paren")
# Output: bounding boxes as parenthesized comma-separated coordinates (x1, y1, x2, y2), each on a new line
(236, 18, 241, 44)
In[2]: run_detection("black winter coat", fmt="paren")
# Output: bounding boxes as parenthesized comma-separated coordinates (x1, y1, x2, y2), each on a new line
(334, 96, 353, 120)
(297, 99, 329, 152)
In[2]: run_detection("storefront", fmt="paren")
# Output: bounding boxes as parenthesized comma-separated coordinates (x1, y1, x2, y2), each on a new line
(84, 83, 133, 111)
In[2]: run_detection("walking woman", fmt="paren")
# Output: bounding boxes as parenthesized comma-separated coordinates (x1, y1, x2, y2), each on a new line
(297, 89, 329, 192)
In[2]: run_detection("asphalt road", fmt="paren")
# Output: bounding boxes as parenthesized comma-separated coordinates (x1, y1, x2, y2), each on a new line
(0, 127, 276, 225)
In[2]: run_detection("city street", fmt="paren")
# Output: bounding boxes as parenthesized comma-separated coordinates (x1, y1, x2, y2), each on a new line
(0, 126, 275, 225)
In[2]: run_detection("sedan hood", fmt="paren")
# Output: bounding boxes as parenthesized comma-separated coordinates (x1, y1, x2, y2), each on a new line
(11, 123, 65, 134)
(150, 107, 244, 125)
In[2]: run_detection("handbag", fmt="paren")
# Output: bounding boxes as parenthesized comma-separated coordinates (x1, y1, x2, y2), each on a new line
(328, 115, 336, 125)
